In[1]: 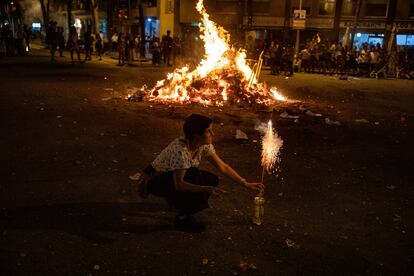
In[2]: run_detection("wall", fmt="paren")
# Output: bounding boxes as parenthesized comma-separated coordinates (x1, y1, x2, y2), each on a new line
(160, 0, 176, 36)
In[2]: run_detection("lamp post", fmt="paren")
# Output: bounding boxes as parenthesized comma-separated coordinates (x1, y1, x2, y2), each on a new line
(294, 0, 302, 55)
(349, 0, 361, 47)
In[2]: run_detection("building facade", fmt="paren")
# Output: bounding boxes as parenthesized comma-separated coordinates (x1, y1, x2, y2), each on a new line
(18, 0, 414, 48)
(130, 0, 414, 48)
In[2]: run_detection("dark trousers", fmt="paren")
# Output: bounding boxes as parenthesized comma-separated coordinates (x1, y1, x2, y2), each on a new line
(144, 166, 219, 215)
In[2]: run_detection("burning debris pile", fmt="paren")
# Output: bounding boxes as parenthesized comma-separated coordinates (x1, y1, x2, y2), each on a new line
(129, 0, 286, 106)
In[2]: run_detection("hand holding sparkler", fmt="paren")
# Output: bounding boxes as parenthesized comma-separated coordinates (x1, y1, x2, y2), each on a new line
(243, 181, 265, 192)
(253, 120, 283, 225)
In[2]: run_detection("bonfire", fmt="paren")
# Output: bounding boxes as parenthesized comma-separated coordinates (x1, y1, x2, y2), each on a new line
(135, 0, 286, 106)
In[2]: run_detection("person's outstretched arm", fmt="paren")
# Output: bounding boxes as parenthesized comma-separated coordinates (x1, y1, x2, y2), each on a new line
(208, 153, 264, 191)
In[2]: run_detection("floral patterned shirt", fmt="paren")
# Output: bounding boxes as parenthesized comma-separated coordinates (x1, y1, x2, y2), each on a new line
(152, 138, 215, 172)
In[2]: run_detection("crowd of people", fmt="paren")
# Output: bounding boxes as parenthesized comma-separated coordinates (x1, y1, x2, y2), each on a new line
(45, 21, 105, 64)
(261, 34, 414, 79)
(0, 24, 31, 57)
(2, 23, 413, 79)
(111, 29, 181, 66)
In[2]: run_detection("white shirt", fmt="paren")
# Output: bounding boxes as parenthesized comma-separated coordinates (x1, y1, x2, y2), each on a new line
(152, 138, 215, 172)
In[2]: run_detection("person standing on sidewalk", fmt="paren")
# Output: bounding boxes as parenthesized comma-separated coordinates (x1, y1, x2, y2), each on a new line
(47, 21, 58, 61)
(117, 33, 126, 65)
(137, 114, 263, 232)
(151, 37, 161, 65)
(95, 32, 103, 60)
(111, 32, 118, 52)
(67, 26, 81, 64)
(162, 30, 174, 66)
(84, 30, 93, 61)
(57, 27, 65, 57)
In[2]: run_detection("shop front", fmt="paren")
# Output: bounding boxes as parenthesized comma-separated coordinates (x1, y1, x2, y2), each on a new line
(240, 15, 287, 49)
(339, 20, 386, 49)
(394, 21, 414, 47)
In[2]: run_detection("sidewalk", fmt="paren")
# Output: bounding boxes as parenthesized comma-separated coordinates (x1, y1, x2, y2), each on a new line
(2, 40, 154, 67)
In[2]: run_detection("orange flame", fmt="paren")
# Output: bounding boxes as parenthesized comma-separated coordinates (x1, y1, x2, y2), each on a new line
(145, 0, 286, 105)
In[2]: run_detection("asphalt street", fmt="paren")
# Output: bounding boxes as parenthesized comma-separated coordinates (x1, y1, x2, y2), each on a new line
(1, 43, 413, 275)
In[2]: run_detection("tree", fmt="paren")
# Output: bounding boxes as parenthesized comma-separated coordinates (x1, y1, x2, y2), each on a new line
(0, 0, 23, 28)
(39, 0, 50, 27)
(90, 0, 99, 35)
(67, 0, 72, 31)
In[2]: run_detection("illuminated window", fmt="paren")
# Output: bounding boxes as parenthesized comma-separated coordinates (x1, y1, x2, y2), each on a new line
(342, 0, 357, 16)
(291, 0, 312, 16)
(365, 0, 388, 17)
(318, 0, 336, 16)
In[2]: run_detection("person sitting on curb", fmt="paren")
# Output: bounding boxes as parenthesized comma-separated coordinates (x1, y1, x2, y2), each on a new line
(137, 114, 263, 232)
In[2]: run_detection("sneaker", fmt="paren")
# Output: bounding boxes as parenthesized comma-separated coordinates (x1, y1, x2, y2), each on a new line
(137, 174, 150, 199)
(174, 215, 206, 233)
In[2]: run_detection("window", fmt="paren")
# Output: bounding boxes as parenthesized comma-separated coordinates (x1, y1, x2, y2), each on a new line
(365, 0, 388, 17)
(291, 0, 312, 16)
(318, 0, 335, 16)
(410, 0, 414, 17)
(342, 0, 357, 16)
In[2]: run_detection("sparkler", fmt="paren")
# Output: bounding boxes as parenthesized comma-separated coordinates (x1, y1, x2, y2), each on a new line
(260, 120, 283, 185)
(253, 120, 283, 225)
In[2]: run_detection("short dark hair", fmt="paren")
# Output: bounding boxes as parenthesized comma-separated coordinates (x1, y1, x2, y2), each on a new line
(183, 114, 212, 141)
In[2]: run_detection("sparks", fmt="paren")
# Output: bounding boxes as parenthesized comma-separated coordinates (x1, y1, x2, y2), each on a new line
(261, 120, 283, 174)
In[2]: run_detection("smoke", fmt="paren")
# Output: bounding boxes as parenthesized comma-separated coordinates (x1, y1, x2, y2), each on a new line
(254, 120, 269, 134)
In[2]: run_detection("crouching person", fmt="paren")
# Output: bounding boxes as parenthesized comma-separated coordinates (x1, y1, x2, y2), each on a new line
(138, 114, 263, 232)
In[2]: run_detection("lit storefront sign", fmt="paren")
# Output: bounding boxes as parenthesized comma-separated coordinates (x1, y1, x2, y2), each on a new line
(242, 16, 284, 27)
(393, 22, 414, 31)
(32, 22, 41, 31)
(340, 21, 386, 29)
(304, 18, 334, 29)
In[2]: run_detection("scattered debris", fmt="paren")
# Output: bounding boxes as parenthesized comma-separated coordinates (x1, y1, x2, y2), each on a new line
(305, 110, 322, 117)
(202, 258, 209, 265)
(325, 118, 341, 126)
(93, 265, 100, 271)
(280, 111, 299, 119)
(285, 238, 298, 248)
(386, 185, 396, 190)
(238, 262, 257, 272)
(129, 172, 142, 181)
(355, 118, 370, 123)
(235, 129, 248, 140)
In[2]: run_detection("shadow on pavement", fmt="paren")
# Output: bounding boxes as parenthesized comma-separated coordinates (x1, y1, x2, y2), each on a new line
(0, 202, 174, 243)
